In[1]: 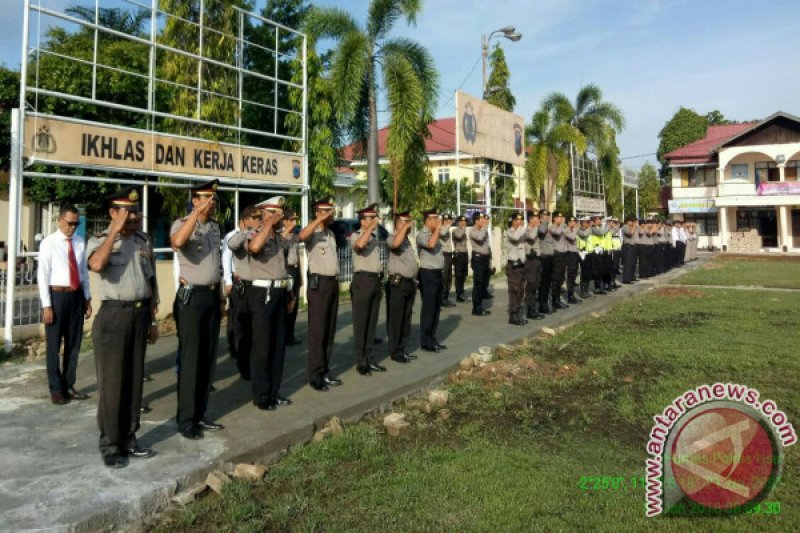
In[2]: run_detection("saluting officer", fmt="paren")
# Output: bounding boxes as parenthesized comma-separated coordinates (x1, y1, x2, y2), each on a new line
(621, 217, 638, 284)
(350, 203, 386, 375)
(537, 210, 555, 313)
(299, 198, 342, 391)
(589, 214, 607, 294)
(224, 207, 256, 381)
(549, 211, 568, 310)
(282, 210, 302, 346)
(564, 215, 582, 304)
(170, 179, 225, 440)
(230, 196, 293, 410)
(609, 217, 622, 287)
(524, 211, 544, 320)
(452, 215, 470, 302)
(470, 212, 492, 316)
(386, 210, 418, 363)
(417, 208, 447, 353)
(87, 187, 158, 468)
(439, 213, 456, 307)
(505, 212, 528, 325)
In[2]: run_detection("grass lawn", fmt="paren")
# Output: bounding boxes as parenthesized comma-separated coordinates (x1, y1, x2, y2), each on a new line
(675, 255, 800, 289)
(155, 285, 800, 532)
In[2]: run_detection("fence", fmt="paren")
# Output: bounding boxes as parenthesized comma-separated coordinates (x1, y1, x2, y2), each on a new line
(335, 241, 390, 284)
(0, 259, 43, 327)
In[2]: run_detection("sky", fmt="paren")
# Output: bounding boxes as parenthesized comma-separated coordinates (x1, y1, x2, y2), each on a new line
(2, 0, 799, 169)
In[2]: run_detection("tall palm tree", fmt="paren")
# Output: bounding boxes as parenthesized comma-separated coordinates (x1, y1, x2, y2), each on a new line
(525, 108, 586, 210)
(305, 0, 438, 204)
(65, 6, 151, 36)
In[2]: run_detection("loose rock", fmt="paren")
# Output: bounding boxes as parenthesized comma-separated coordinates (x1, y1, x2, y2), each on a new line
(540, 327, 557, 337)
(232, 463, 267, 482)
(383, 412, 410, 437)
(313, 427, 333, 442)
(459, 357, 474, 370)
(171, 482, 207, 506)
(428, 389, 449, 408)
(328, 416, 344, 436)
(205, 470, 231, 495)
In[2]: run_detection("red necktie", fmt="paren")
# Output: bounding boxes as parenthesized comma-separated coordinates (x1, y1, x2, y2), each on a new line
(67, 238, 80, 290)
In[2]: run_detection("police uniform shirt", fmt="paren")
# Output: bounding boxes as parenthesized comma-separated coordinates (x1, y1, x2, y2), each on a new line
(524, 226, 539, 256)
(170, 217, 222, 285)
(469, 226, 490, 254)
(388, 233, 418, 278)
(564, 227, 578, 253)
(538, 222, 554, 256)
(285, 233, 300, 267)
(233, 230, 287, 281)
(87, 229, 157, 303)
(306, 227, 339, 276)
(550, 223, 567, 253)
(452, 226, 468, 253)
(440, 226, 454, 253)
(227, 230, 255, 281)
(350, 230, 382, 273)
(622, 225, 637, 245)
(416, 227, 445, 269)
(505, 226, 526, 263)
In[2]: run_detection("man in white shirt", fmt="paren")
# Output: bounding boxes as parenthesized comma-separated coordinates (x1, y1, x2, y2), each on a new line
(37, 204, 92, 405)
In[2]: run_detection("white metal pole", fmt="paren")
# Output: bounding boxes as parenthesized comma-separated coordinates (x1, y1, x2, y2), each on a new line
(234, 189, 239, 223)
(4, 110, 22, 349)
(300, 33, 309, 305)
(142, 182, 149, 233)
(455, 91, 460, 215)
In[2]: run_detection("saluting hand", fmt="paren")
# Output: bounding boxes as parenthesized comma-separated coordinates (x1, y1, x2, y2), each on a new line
(110, 207, 129, 234)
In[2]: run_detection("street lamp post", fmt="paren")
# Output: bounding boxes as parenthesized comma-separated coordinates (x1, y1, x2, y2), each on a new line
(481, 26, 522, 96)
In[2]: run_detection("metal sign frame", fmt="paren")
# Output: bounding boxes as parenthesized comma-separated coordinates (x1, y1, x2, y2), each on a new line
(570, 144, 606, 218)
(5, 0, 309, 347)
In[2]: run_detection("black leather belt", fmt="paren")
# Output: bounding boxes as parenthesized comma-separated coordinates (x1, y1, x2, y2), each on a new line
(354, 271, 381, 278)
(314, 274, 338, 280)
(472, 252, 489, 258)
(180, 283, 218, 291)
(102, 299, 150, 309)
(526, 253, 538, 260)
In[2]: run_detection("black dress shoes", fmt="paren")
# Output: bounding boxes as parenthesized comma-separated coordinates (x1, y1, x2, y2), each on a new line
(69, 388, 90, 400)
(103, 454, 127, 468)
(456, 296, 469, 303)
(179, 427, 204, 440)
(434, 344, 447, 350)
(255, 400, 277, 410)
(274, 396, 293, 407)
(198, 420, 224, 431)
(310, 380, 329, 391)
(50, 391, 69, 405)
(368, 363, 387, 372)
(373, 337, 383, 344)
(472, 309, 490, 316)
(139, 404, 152, 414)
(552, 301, 565, 310)
(287, 338, 302, 346)
(323, 376, 343, 387)
(441, 300, 456, 307)
(404, 351, 418, 360)
(357, 366, 372, 376)
(125, 446, 155, 459)
(483, 293, 494, 299)
(143, 375, 154, 382)
(421, 345, 441, 353)
(391, 354, 411, 363)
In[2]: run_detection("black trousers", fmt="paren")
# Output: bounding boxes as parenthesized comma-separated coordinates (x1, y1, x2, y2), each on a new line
(524, 255, 541, 306)
(566, 252, 579, 295)
(249, 286, 287, 404)
(654, 243, 665, 274)
(645, 246, 656, 277)
(351, 272, 382, 367)
(419, 268, 443, 348)
(92, 300, 149, 457)
(286, 265, 301, 341)
(471, 255, 491, 312)
(175, 287, 221, 432)
(612, 250, 621, 278)
(676, 241, 686, 265)
(551, 252, 568, 301)
(45, 290, 85, 393)
(538, 254, 553, 307)
(453, 251, 468, 298)
(601, 252, 613, 285)
(581, 253, 594, 286)
(506, 261, 526, 312)
(637, 245, 649, 278)
(227, 284, 252, 379)
(307, 277, 339, 382)
(386, 277, 416, 357)
(442, 252, 454, 302)
(622, 244, 637, 283)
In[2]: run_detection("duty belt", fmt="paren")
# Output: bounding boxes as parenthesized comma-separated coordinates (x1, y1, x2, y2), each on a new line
(180, 283, 218, 291)
(252, 279, 292, 290)
(102, 299, 150, 309)
(354, 271, 381, 278)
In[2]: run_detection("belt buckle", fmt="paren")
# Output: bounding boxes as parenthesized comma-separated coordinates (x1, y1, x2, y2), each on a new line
(210, 283, 218, 291)
(135, 301, 143, 309)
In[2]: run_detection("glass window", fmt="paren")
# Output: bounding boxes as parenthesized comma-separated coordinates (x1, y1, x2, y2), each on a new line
(684, 214, 719, 236)
(688, 167, 716, 187)
(437, 167, 450, 185)
(731, 164, 749, 180)
(785, 160, 799, 182)
(755, 161, 779, 183)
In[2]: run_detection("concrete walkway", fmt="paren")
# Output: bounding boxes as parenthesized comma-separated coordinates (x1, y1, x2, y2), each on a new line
(0, 259, 706, 532)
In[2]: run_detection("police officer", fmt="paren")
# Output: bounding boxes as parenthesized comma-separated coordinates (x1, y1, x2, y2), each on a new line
(643, 220, 656, 278)
(351, 203, 386, 375)
(564, 215, 582, 304)
(505, 212, 528, 325)
(170, 179, 225, 440)
(233, 197, 293, 409)
(282, 210, 302, 346)
(601, 218, 615, 291)
(87, 187, 158, 468)
(621, 217, 638, 284)
(224, 206, 257, 380)
(549, 212, 568, 310)
(609, 217, 622, 287)
(537, 210, 554, 313)
(524, 211, 544, 320)
(577, 216, 593, 298)
(636, 219, 649, 279)
(439, 213, 456, 307)
(469, 212, 491, 316)
(299, 198, 341, 391)
(386, 210, 418, 363)
(452, 215, 470, 302)
(589, 214, 607, 294)
(653, 220, 665, 275)
(417, 208, 447, 352)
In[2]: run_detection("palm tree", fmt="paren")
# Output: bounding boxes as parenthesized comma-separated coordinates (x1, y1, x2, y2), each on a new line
(65, 6, 151, 36)
(305, 0, 438, 204)
(525, 108, 586, 210)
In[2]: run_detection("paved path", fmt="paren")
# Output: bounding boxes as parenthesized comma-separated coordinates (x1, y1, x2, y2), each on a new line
(0, 259, 706, 532)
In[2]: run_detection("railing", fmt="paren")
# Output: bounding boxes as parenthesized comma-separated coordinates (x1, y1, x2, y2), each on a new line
(336, 241, 389, 283)
(0, 259, 43, 327)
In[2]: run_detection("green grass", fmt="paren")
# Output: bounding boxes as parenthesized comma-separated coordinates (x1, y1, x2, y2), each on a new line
(675, 256, 800, 289)
(155, 285, 800, 532)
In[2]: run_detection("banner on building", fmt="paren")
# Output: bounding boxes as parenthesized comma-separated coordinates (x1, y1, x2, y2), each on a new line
(456, 91, 526, 166)
(574, 195, 606, 214)
(24, 116, 304, 185)
(668, 198, 718, 213)
(757, 182, 800, 196)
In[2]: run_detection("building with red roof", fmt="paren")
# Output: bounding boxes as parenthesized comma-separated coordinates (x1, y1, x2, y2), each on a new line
(664, 112, 800, 253)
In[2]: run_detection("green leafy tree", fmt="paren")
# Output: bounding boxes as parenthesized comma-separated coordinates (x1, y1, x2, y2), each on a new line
(484, 44, 515, 111)
(0, 66, 20, 174)
(656, 107, 707, 180)
(633, 161, 661, 216)
(305, 0, 439, 205)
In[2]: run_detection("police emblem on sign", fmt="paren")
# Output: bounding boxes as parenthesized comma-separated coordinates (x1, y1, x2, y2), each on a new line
(33, 126, 56, 154)
(462, 102, 477, 144)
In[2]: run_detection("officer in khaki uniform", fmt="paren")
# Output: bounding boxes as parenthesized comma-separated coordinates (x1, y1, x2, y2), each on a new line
(564, 215, 582, 304)
(170, 179, 225, 440)
(417, 208, 447, 353)
(505, 212, 528, 325)
(229, 196, 293, 410)
(350, 203, 386, 375)
(299, 197, 342, 391)
(524, 211, 544, 320)
(87, 187, 158, 468)
(549, 211, 568, 310)
(469, 212, 492, 316)
(439, 213, 456, 307)
(451, 215, 470, 302)
(282, 210, 302, 346)
(386, 210, 418, 363)
(621, 217, 638, 284)
(225, 206, 257, 380)
(537, 210, 554, 314)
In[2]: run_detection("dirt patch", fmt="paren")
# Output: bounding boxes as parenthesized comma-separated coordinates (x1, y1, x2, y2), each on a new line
(653, 287, 704, 298)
